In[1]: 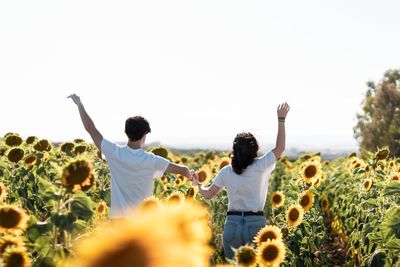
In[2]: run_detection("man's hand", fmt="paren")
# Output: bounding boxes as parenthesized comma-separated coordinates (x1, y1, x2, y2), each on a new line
(191, 171, 199, 185)
(277, 102, 290, 118)
(68, 94, 82, 106)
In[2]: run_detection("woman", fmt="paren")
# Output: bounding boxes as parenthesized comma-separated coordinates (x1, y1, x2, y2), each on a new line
(193, 103, 290, 259)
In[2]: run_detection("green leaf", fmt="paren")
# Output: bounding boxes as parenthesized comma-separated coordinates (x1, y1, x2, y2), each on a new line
(37, 176, 57, 194)
(70, 191, 95, 220)
(385, 238, 400, 250)
(383, 182, 400, 197)
(381, 206, 400, 239)
(367, 250, 386, 267)
(52, 212, 76, 231)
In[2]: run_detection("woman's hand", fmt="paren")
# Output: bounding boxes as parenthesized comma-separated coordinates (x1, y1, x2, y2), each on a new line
(277, 102, 290, 118)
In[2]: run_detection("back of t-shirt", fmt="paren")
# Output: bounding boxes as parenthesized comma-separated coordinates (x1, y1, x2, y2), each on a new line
(101, 139, 170, 218)
(213, 151, 276, 212)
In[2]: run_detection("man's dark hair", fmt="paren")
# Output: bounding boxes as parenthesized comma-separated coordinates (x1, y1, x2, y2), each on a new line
(125, 116, 151, 141)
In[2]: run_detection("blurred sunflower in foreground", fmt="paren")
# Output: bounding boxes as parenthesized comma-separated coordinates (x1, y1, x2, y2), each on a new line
(64, 201, 212, 267)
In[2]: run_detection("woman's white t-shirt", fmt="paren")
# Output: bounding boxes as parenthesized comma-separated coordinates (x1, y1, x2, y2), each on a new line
(101, 139, 170, 218)
(213, 151, 276, 212)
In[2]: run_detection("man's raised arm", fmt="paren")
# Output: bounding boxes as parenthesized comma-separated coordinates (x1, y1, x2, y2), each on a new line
(68, 94, 103, 151)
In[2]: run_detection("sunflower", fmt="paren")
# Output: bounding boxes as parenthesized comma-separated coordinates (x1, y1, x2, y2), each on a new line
(0, 182, 8, 202)
(197, 167, 212, 185)
(270, 191, 285, 208)
(0, 146, 7, 156)
(61, 142, 75, 154)
(2, 247, 31, 267)
(390, 173, 400, 181)
(5, 135, 23, 147)
(388, 160, 396, 169)
(254, 225, 282, 246)
(74, 145, 87, 155)
(23, 155, 36, 167)
(0, 205, 29, 235)
(363, 179, 372, 191)
(234, 245, 257, 267)
(80, 174, 96, 192)
(139, 197, 161, 210)
(25, 136, 37, 145)
(0, 236, 24, 255)
(218, 157, 230, 170)
(167, 192, 185, 204)
(7, 148, 24, 163)
(320, 197, 329, 211)
(375, 148, 389, 161)
(160, 176, 169, 184)
(150, 147, 169, 159)
(96, 201, 108, 214)
(301, 162, 320, 183)
(186, 186, 198, 198)
(61, 160, 93, 192)
(299, 191, 314, 212)
(66, 201, 212, 267)
(34, 139, 50, 152)
(286, 204, 304, 228)
(256, 239, 286, 267)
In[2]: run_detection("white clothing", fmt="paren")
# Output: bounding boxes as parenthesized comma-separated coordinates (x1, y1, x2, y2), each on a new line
(213, 151, 276, 212)
(101, 139, 170, 218)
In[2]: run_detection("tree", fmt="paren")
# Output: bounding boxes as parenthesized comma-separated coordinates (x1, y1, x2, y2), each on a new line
(354, 69, 400, 157)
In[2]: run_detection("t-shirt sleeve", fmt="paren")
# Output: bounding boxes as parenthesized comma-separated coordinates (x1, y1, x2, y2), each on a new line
(258, 150, 276, 172)
(212, 168, 226, 188)
(101, 139, 118, 159)
(152, 155, 170, 179)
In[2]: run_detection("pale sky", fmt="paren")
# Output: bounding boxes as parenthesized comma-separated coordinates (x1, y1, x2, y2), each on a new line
(1, 0, 399, 150)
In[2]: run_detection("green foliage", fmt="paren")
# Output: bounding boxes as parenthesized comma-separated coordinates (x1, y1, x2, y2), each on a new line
(354, 69, 400, 157)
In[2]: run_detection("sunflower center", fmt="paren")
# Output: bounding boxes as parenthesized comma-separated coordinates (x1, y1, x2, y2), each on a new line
(322, 200, 327, 208)
(289, 209, 300, 221)
(89, 240, 150, 267)
(169, 195, 180, 202)
(6, 252, 25, 267)
(187, 188, 195, 198)
(364, 181, 370, 188)
(0, 209, 21, 229)
(198, 171, 207, 182)
(304, 165, 317, 178)
(238, 249, 256, 264)
(219, 161, 229, 170)
(300, 196, 310, 207)
(261, 231, 276, 242)
(262, 244, 279, 261)
(272, 195, 282, 204)
(25, 156, 36, 164)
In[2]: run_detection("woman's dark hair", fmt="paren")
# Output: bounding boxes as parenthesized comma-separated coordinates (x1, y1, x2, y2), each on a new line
(231, 132, 259, 174)
(125, 116, 151, 141)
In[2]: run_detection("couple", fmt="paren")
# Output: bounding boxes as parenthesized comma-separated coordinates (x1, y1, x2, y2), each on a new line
(68, 93, 290, 260)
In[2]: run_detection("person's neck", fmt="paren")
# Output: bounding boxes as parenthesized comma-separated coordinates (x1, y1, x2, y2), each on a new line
(127, 140, 142, 150)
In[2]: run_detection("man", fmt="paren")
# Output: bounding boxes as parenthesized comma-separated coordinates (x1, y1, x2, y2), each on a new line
(68, 94, 194, 219)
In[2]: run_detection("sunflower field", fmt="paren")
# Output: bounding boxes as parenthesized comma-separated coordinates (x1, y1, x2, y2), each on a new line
(0, 133, 399, 267)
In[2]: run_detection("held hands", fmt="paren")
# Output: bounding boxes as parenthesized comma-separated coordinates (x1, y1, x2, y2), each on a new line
(277, 102, 290, 119)
(67, 94, 82, 106)
(191, 171, 200, 186)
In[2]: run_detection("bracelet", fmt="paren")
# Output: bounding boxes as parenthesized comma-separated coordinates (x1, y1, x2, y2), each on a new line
(278, 117, 285, 122)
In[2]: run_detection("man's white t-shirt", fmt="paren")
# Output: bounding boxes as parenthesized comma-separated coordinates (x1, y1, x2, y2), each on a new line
(213, 151, 276, 212)
(101, 139, 170, 219)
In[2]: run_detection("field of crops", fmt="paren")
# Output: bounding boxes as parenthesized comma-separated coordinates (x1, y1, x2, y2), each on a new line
(0, 133, 399, 267)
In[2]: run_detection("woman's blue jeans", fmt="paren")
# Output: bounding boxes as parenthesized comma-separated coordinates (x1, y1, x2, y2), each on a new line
(223, 215, 267, 259)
